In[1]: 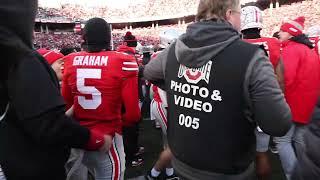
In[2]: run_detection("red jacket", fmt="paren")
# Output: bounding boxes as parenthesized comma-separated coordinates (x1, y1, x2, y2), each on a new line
(245, 37, 281, 68)
(62, 51, 141, 136)
(309, 37, 320, 57)
(282, 40, 320, 124)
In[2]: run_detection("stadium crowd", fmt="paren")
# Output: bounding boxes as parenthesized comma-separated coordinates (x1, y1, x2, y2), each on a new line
(34, 1, 320, 50)
(261, 0, 320, 36)
(34, 32, 160, 50)
(34, 33, 82, 49)
(1, 0, 320, 180)
(37, 0, 199, 21)
(37, 7, 73, 22)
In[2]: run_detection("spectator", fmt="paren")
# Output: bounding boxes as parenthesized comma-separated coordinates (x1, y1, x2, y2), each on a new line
(307, 25, 320, 56)
(143, 0, 292, 179)
(37, 49, 64, 81)
(276, 16, 320, 180)
(118, 32, 145, 167)
(0, 0, 110, 179)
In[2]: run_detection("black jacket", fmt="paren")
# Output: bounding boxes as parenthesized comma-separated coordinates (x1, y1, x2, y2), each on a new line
(292, 100, 320, 180)
(0, 1, 91, 179)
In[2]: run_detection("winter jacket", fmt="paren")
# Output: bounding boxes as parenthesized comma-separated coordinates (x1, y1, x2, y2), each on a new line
(282, 38, 320, 124)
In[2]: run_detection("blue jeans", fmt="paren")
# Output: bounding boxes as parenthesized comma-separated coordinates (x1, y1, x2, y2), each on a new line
(255, 128, 270, 153)
(274, 124, 306, 180)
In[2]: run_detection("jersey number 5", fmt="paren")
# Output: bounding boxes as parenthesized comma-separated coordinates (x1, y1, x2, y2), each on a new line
(76, 68, 102, 109)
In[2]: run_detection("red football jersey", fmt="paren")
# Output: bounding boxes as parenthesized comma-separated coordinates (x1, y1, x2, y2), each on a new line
(245, 37, 281, 68)
(309, 37, 320, 56)
(62, 51, 141, 135)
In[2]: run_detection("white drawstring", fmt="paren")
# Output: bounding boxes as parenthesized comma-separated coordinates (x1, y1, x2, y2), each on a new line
(0, 103, 9, 122)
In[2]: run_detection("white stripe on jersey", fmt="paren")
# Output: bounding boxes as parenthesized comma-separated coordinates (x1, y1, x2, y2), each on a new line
(122, 67, 139, 71)
(123, 62, 138, 65)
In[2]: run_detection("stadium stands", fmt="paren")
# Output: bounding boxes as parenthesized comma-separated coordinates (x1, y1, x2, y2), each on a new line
(37, 0, 200, 22)
(262, 0, 320, 36)
(35, 0, 320, 50)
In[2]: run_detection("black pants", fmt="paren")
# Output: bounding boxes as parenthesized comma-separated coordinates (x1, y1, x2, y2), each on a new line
(123, 122, 140, 164)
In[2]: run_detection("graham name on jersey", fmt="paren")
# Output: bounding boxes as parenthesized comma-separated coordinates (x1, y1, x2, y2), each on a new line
(73, 55, 108, 66)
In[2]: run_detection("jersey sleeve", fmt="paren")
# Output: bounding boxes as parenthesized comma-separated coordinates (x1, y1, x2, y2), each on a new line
(121, 55, 141, 125)
(61, 55, 73, 110)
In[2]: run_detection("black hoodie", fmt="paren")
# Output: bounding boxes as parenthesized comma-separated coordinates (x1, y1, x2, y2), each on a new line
(0, 1, 94, 179)
(0, 0, 36, 80)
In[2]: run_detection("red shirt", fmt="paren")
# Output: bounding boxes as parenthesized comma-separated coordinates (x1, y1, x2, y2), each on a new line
(282, 40, 320, 124)
(62, 51, 141, 136)
(245, 37, 281, 68)
(309, 36, 320, 56)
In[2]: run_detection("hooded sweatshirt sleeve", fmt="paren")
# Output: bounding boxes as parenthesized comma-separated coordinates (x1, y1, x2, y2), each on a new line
(244, 49, 292, 136)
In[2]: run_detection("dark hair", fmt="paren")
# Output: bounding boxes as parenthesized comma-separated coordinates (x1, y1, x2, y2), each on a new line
(273, 31, 280, 39)
(60, 47, 76, 56)
(83, 18, 112, 52)
(241, 28, 261, 39)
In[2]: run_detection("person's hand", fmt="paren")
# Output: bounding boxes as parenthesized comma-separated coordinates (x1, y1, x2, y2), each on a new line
(65, 105, 74, 117)
(99, 135, 113, 153)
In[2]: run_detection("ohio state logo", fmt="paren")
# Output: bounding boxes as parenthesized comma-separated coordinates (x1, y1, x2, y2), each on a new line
(178, 61, 212, 84)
